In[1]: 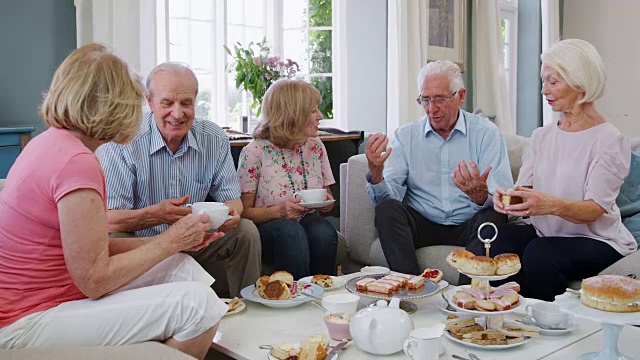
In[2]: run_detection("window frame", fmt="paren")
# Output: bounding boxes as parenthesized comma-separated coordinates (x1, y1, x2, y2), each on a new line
(157, 0, 341, 130)
(500, 0, 518, 130)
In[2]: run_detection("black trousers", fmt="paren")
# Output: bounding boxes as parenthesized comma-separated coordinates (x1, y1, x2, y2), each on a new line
(374, 199, 507, 275)
(465, 223, 623, 301)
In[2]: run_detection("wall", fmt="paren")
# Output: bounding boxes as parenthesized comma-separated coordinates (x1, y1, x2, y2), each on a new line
(516, 0, 542, 137)
(0, 1, 77, 134)
(563, 0, 640, 137)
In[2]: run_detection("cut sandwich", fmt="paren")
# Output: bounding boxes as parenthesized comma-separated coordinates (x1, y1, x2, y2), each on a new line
(503, 320, 540, 338)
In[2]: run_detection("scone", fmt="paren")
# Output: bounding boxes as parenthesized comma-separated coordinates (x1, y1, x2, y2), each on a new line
(299, 334, 329, 360)
(311, 274, 334, 289)
(264, 280, 291, 300)
(446, 249, 475, 269)
(269, 343, 299, 360)
(270, 271, 294, 287)
(255, 275, 270, 298)
(495, 253, 521, 275)
(421, 268, 443, 283)
(460, 256, 497, 276)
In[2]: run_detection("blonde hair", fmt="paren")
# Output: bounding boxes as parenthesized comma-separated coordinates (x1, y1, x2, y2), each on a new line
(541, 39, 606, 104)
(40, 43, 144, 144)
(252, 79, 322, 148)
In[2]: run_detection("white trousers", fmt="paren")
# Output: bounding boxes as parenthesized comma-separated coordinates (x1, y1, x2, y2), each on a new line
(0, 254, 227, 349)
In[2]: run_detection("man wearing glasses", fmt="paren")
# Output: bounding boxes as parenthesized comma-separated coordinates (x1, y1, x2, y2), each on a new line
(364, 60, 513, 276)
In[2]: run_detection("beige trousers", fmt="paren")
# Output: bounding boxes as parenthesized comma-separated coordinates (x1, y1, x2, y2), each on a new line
(187, 218, 261, 297)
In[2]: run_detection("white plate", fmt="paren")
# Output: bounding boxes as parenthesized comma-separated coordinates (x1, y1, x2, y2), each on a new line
(437, 280, 450, 291)
(360, 266, 390, 275)
(554, 292, 640, 326)
(443, 329, 531, 350)
(300, 199, 336, 209)
(298, 276, 347, 291)
(240, 283, 325, 309)
(457, 269, 519, 281)
(519, 315, 577, 336)
(446, 285, 526, 315)
(266, 344, 340, 360)
(221, 298, 246, 316)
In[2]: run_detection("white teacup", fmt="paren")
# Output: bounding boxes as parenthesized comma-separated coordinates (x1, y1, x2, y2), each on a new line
(188, 202, 229, 230)
(525, 302, 568, 328)
(403, 325, 445, 360)
(360, 266, 390, 275)
(293, 189, 327, 204)
(322, 294, 360, 314)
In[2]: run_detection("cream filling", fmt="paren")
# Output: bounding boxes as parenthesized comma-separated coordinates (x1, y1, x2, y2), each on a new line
(581, 292, 640, 307)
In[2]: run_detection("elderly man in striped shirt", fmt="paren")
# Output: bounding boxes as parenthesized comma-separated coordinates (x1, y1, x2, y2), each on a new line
(97, 62, 261, 298)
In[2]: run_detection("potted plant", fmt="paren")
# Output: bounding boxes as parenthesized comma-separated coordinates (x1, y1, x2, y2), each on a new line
(224, 38, 301, 117)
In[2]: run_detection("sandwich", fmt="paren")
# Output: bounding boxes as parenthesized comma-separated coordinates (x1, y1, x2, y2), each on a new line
(503, 320, 540, 337)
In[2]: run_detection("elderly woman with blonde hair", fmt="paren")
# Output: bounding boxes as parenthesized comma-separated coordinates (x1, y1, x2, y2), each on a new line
(0, 44, 227, 360)
(474, 39, 638, 301)
(238, 79, 338, 279)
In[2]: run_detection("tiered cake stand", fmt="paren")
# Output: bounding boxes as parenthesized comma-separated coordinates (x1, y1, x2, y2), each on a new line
(444, 222, 529, 349)
(555, 292, 640, 360)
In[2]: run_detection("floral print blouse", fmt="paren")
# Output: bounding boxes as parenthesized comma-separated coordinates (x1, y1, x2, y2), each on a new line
(237, 138, 335, 208)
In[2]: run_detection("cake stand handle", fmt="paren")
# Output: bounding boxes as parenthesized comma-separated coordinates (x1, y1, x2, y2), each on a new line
(477, 222, 498, 258)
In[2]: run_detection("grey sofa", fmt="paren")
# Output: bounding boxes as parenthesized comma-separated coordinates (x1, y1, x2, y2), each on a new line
(339, 134, 640, 287)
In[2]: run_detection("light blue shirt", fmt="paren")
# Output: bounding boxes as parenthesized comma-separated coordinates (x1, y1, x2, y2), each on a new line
(96, 112, 240, 237)
(366, 110, 513, 225)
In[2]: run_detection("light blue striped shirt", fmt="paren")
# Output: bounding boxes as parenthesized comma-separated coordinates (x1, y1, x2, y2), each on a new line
(96, 112, 240, 237)
(366, 110, 514, 225)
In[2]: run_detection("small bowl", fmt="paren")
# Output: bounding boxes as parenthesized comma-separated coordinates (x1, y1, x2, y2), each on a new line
(361, 266, 390, 275)
(322, 294, 360, 314)
(324, 313, 352, 341)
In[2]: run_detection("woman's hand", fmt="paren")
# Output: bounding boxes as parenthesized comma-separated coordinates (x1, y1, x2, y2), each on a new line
(501, 187, 557, 217)
(280, 199, 307, 220)
(164, 214, 223, 252)
(319, 192, 335, 213)
(493, 188, 509, 214)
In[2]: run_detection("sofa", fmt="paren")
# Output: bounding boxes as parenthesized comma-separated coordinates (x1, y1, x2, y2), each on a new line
(339, 134, 640, 288)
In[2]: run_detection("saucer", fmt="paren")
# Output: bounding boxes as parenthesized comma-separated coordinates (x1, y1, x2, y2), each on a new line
(521, 315, 577, 336)
(300, 199, 336, 209)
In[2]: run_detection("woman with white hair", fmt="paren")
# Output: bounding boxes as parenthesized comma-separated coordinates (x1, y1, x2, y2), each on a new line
(483, 39, 637, 300)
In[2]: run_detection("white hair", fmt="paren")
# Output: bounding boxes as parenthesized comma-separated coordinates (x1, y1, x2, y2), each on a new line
(541, 39, 606, 104)
(146, 62, 199, 97)
(416, 60, 465, 93)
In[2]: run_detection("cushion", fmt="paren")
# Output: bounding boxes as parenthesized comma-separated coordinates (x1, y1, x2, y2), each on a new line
(616, 152, 640, 218)
(616, 152, 640, 244)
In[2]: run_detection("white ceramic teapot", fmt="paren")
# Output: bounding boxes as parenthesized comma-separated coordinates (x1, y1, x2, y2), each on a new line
(349, 297, 414, 355)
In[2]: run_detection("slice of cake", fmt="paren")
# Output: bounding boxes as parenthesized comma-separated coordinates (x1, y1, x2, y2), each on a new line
(407, 275, 426, 289)
(355, 277, 376, 291)
(366, 281, 394, 294)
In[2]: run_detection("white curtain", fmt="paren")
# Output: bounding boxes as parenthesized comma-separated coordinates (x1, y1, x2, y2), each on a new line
(472, 0, 513, 135)
(386, 0, 430, 138)
(74, 0, 156, 76)
(541, 0, 561, 125)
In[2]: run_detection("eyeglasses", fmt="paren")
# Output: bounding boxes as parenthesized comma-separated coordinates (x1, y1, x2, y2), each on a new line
(416, 91, 458, 107)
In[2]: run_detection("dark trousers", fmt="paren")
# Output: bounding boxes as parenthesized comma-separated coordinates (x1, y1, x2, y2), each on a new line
(375, 199, 507, 275)
(466, 223, 623, 301)
(258, 214, 338, 280)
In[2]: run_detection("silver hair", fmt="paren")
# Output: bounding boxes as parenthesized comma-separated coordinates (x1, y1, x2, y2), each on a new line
(416, 60, 465, 93)
(541, 39, 606, 104)
(146, 62, 199, 97)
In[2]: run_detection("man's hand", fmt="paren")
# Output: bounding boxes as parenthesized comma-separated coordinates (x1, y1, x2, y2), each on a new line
(164, 213, 223, 252)
(218, 207, 240, 233)
(451, 160, 491, 205)
(152, 195, 192, 224)
(365, 133, 392, 184)
(279, 198, 307, 220)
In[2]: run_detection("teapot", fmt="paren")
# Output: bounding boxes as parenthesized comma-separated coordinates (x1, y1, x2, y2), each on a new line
(349, 297, 414, 355)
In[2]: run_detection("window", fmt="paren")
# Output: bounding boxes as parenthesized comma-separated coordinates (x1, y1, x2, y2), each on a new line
(157, 0, 336, 131)
(500, 0, 518, 129)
